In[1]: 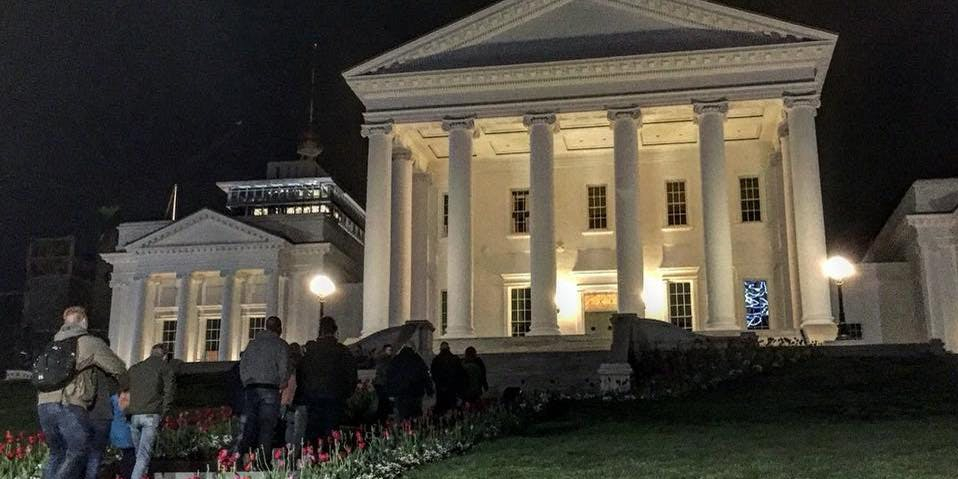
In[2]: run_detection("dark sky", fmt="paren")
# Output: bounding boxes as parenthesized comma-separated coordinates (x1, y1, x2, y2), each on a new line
(1, 1, 956, 292)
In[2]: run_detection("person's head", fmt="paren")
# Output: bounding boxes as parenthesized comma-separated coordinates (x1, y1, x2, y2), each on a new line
(383, 344, 393, 355)
(266, 316, 282, 335)
(465, 346, 477, 359)
(150, 344, 167, 358)
(318, 316, 338, 338)
(288, 342, 303, 365)
(439, 341, 450, 352)
(62, 306, 88, 329)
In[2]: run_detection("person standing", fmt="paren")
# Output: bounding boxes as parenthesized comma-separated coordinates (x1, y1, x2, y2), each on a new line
(298, 316, 357, 441)
(461, 346, 489, 408)
(237, 316, 289, 461)
(282, 343, 308, 452)
(109, 392, 135, 479)
(86, 368, 118, 479)
(386, 345, 433, 420)
(124, 343, 176, 479)
(35, 306, 126, 479)
(430, 342, 465, 417)
(372, 344, 394, 421)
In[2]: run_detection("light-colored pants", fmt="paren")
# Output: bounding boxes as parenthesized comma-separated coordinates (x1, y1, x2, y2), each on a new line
(130, 414, 161, 479)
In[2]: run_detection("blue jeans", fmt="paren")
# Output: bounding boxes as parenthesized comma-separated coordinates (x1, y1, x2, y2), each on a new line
(130, 414, 161, 479)
(236, 387, 281, 460)
(85, 419, 111, 479)
(38, 403, 91, 479)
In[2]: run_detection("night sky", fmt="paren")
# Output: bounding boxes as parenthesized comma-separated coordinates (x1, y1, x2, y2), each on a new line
(1, 0, 956, 292)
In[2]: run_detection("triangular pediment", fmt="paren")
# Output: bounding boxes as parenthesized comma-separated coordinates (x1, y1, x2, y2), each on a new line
(345, 0, 835, 76)
(126, 209, 287, 250)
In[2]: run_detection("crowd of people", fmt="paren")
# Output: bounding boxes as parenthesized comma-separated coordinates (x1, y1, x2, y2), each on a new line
(33, 306, 490, 478)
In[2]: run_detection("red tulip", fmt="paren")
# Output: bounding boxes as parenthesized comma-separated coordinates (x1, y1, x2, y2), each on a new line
(318, 451, 330, 463)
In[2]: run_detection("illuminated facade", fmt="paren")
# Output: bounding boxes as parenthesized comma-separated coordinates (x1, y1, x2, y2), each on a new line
(103, 156, 366, 365)
(345, 0, 841, 347)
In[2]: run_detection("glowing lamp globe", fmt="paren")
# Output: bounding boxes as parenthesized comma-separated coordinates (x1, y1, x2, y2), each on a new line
(309, 274, 336, 299)
(823, 256, 855, 282)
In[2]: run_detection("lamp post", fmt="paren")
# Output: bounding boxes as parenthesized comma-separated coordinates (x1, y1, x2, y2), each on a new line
(309, 274, 337, 318)
(823, 256, 855, 339)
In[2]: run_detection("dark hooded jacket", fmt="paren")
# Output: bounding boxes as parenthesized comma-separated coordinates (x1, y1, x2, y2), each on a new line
(430, 350, 465, 395)
(387, 347, 433, 398)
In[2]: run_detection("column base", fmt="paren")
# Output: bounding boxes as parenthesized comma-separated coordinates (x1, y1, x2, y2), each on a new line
(526, 327, 562, 336)
(801, 315, 838, 343)
(597, 362, 633, 394)
(443, 328, 475, 339)
(704, 318, 740, 335)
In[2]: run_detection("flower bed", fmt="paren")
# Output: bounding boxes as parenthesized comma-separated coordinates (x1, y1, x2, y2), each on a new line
(0, 431, 45, 479)
(209, 404, 524, 479)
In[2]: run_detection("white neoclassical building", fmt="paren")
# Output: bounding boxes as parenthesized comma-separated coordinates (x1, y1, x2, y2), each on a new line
(836, 179, 958, 350)
(344, 0, 841, 346)
(103, 156, 366, 365)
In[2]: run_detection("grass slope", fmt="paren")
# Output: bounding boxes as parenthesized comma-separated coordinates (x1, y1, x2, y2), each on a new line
(409, 355, 958, 479)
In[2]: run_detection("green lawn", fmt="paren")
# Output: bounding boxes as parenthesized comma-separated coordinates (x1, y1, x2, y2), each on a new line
(410, 355, 958, 479)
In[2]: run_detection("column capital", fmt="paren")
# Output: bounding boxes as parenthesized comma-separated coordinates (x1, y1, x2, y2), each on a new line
(783, 94, 821, 112)
(392, 143, 413, 162)
(607, 107, 642, 125)
(441, 116, 476, 132)
(522, 112, 557, 128)
(361, 121, 394, 138)
(692, 100, 729, 118)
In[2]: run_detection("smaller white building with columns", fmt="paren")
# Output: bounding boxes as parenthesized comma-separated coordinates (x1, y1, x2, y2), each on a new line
(103, 158, 365, 365)
(345, 0, 840, 345)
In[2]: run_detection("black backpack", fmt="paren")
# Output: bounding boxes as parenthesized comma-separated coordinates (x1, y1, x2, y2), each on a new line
(31, 335, 86, 393)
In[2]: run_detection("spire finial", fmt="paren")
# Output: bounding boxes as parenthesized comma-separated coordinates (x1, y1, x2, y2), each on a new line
(298, 42, 323, 160)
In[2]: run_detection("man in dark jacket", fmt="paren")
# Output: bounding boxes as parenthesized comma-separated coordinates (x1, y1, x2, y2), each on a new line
(298, 316, 357, 441)
(86, 367, 118, 479)
(372, 344, 393, 421)
(237, 316, 289, 460)
(462, 346, 489, 407)
(430, 342, 465, 417)
(387, 345, 433, 420)
(124, 343, 176, 479)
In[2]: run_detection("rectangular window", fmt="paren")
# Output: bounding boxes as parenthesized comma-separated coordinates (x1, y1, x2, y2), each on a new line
(442, 194, 449, 237)
(440, 290, 448, 336)
(739, 177, 762, 222)
(587, 185, 608, 230)
(744, 279, 770, 330)
(160, 320, 177, 354)
(511, 190, 530, 234)
(204, 318, 221, 361)
(510, 287, 532, 337)
(248, 316, 266, 341)
(666, 181, 688, 226)
(668, 282, 694, 331)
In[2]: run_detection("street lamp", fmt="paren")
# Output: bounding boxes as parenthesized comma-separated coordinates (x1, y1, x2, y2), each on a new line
(823, 256, 855, 339)
(309, 274, 336, 317)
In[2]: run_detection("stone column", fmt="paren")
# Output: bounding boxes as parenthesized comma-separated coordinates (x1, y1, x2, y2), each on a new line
(264, 269, 280, 318)
(361, 122, 394, 336)
(389, 144, 414, 326)
(784, 94, 836, 342)
(126, 275, 149, 364)
(107, 275, 130, 359)
(609, 108, 646, 317)
(218, 270, 238, 361)
(410, 170, 432, 323)
(524, 113, 561, 336)
(694, 101, 737, 331)
(778, 122, 803, 331)
(174, 272, 193, 360)
(442, 117, 476, 337)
